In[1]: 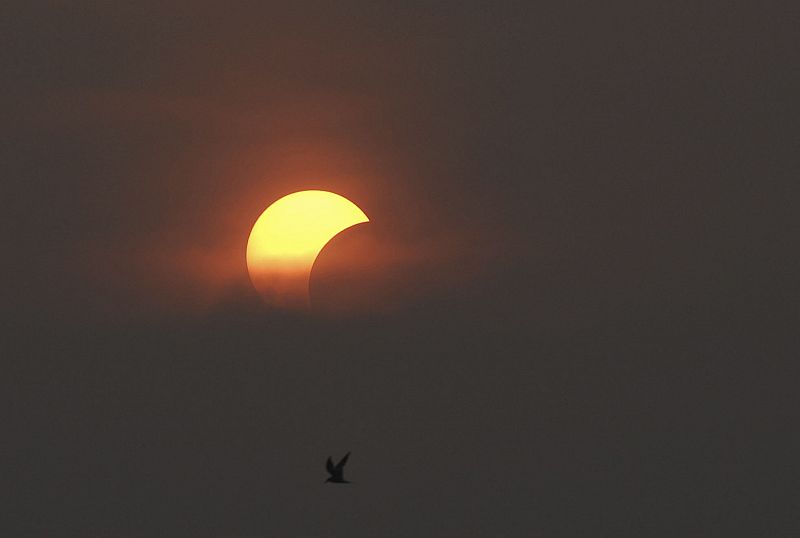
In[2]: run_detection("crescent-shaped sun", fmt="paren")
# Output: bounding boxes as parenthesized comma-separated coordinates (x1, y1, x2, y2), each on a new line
(246, 190, 369, 309)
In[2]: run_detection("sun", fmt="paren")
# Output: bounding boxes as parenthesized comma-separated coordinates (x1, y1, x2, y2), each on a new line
(246, 190, 369, 309)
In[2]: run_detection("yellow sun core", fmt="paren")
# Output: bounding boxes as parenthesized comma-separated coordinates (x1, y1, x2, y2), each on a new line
(246, 190, 369, 308)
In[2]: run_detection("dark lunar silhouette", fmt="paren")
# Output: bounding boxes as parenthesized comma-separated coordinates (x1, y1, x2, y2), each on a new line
(325, 452, 351, 484)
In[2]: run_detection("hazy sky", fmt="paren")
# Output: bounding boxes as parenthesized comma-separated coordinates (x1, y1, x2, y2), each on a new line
(3, 2, 798, 536)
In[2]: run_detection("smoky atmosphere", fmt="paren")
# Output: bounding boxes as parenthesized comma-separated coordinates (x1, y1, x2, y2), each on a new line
(2, 2, 798, 537)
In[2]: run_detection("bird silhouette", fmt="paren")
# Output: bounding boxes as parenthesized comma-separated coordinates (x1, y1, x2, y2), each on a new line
(325, 452, 351, 484)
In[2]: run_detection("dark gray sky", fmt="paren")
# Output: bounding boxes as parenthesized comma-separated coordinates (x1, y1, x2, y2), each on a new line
(3, 2, 798, 536)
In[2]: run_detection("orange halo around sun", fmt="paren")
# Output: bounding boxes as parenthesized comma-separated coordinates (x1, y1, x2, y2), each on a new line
(246, 190, 369, 309)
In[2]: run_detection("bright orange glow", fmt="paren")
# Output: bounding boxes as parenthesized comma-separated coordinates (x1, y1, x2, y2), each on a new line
(246, 190, 369, 308)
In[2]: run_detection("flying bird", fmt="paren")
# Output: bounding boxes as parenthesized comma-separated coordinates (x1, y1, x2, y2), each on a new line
(325, 452, 351, 484)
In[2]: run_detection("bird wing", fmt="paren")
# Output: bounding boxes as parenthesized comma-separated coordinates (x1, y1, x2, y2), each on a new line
(326, 457, 336, 475)
(335, 451, 351, 470)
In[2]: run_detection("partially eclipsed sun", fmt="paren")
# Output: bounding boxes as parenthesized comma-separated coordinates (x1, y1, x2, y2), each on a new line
(246, 190, 369, 308)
